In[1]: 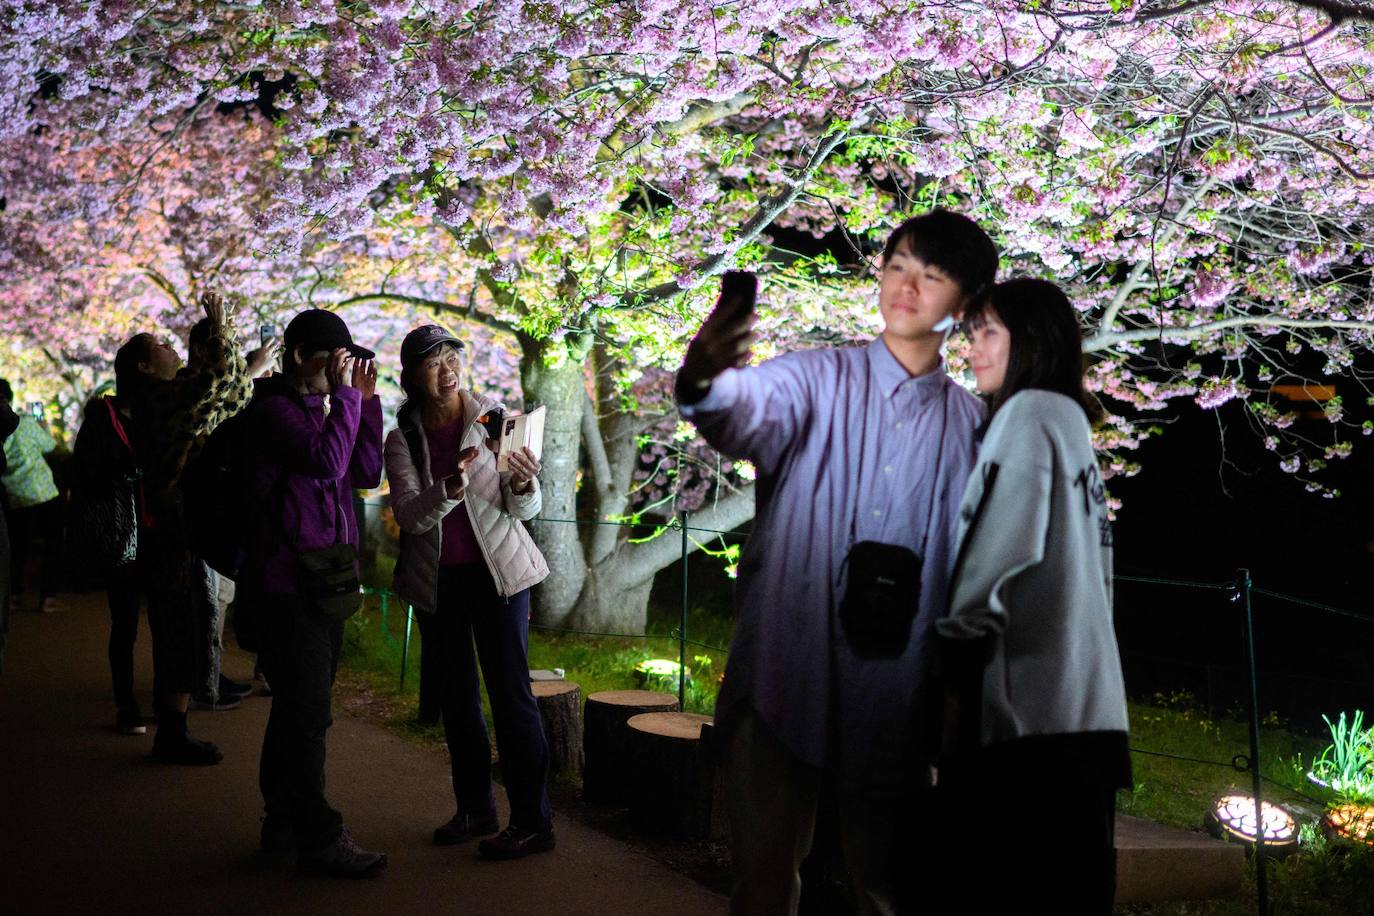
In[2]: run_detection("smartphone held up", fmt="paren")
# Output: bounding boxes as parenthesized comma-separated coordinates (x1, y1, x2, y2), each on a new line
(719, 270, 758, 318)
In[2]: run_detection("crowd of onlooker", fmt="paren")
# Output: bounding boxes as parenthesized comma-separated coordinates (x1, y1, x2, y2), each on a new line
(2, 299, 553, 878)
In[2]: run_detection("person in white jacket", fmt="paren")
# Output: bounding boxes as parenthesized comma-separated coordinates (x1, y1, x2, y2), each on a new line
(384, 325, 553, 861)
(935, 278, 1130, 914)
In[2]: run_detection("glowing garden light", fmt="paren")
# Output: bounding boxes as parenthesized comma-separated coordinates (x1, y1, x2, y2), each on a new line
(633, 659, 690, 688)
(1205, 795, 1298, 850)
(1326, 804, 1374, 846)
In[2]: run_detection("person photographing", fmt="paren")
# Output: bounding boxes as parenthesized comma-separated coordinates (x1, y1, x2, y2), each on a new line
(385, 325, 552, 861)
(677, 209, 998, 915)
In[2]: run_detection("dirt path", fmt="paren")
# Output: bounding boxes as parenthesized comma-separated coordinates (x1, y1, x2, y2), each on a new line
(0, 591, 728, 915)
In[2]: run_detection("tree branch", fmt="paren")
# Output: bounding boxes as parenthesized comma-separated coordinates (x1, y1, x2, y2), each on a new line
(1086, 316, 1374, 350)
(1097, 177, 1217, 335)
(631, 123, 858, 306)
(328, 291, 518, 336)
(607, 485, 757, 587)
(580, 388, 612, 500)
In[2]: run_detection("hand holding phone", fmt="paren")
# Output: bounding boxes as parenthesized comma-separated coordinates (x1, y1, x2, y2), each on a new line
(678, 271, 759, 402)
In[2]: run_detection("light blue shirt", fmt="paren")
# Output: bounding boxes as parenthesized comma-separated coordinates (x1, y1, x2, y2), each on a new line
(682, 337, 984, 789)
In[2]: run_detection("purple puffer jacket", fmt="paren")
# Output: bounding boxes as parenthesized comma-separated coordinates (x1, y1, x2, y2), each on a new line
(241, 378, 383, 596)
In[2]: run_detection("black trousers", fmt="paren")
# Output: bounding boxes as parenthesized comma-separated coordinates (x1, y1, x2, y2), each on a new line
(7, 497, 62, 601)
(257, 592, 345, 850)
(106, 565, 142, 712)
(138, 525, 205, 701)
(416, 564, 551, 832)
(918, 746, 1120, 915)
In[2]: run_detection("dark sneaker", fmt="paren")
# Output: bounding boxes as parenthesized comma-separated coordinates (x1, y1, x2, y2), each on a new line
(151, 734, 223, 766)
(298, 827, 387, 879)
(433, 811, 500, 846)
(477, 826, 556, 860)
(190, 694, 242, 711)
(260, 815, 294, 856)
(116, 708, 147, 736)
(219, 675, 253, 698)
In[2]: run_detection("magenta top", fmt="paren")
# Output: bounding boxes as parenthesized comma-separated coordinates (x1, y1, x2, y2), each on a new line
(425, 417, 483, 566)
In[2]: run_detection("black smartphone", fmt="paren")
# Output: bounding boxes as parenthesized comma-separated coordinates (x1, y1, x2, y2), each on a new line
(259, 323, 276, 346)
(479, 408, 506, 440)
(719, 270, 757, 317)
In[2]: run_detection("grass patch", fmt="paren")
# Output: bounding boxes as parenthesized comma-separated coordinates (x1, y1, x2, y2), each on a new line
(1118, 691, 1374, 916)
(1120, 691, 1326, 832)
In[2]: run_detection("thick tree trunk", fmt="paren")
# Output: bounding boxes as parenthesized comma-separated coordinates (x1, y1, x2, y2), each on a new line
(518, 334, 587, 626)
(566, 562, 656, 634)
(516, 337, 757, 634)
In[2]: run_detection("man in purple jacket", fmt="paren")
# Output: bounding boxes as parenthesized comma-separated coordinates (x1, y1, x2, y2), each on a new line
(241, 309, 385, 878)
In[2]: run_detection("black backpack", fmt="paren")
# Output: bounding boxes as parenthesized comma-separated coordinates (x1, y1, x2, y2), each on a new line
(181, 377, 282, 579)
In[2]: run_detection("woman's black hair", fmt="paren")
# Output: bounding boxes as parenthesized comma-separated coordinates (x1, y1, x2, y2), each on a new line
(113, 333, 157, 401)
(965, 278, 1103, 424)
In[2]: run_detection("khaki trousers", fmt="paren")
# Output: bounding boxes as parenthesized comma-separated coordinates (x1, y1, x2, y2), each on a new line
(724, 709, 902, 916)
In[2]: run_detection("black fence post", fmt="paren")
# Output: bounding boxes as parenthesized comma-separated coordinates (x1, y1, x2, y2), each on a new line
(679, 510, 689, 708)
(1236, 568, 1269, 916)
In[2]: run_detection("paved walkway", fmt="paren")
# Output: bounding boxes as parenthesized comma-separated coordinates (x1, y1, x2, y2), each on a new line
(0, 591, 728, 915)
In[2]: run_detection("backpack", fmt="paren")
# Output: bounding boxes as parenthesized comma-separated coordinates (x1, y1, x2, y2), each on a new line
(181, 377, 283, 579)
(70, 396, 141, 572)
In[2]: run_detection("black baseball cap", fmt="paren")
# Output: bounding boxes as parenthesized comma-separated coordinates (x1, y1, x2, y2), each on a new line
(283, 309, 375, 361)
(400, 325, 465, 370)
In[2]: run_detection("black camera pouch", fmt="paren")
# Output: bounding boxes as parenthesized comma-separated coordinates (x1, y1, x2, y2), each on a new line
(839, 540, 923, 658)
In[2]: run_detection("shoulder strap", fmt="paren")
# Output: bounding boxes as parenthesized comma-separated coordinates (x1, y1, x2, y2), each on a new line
(400, 406, 426, 475)
(847, 351, 951, 558)
(947, 462, 1001, 592)
(105, 397, 134, 456)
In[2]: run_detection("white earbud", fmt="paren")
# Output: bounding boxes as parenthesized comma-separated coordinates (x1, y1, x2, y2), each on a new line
(932, 314, 955, 334)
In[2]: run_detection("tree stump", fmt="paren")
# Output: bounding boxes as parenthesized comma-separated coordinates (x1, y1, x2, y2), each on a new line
(532, 680, 582, 779)
(625, 711, 717, 839)
(583, 690, 680, 804)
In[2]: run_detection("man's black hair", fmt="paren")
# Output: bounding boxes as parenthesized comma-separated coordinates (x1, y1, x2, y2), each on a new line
(0, 379, 11, 404)
(964, 277, 1102, 424)
(114, 334, 156, 399)
(882, 208, 999, 299)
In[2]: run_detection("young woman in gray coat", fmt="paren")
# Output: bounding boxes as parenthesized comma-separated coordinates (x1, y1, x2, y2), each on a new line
(934, 279, 1130, 913)
(385, 325, 553, 860)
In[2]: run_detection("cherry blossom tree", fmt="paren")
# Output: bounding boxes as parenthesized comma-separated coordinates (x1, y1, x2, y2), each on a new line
(4, 0, 1374, 630)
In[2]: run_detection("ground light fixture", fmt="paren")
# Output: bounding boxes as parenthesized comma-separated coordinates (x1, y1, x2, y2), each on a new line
(1204, 795, 1299, 853)
(1325, 804, 1374, 845)
(633, 658, 689, 687)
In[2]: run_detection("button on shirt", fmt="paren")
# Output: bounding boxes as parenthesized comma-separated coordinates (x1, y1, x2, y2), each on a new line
(681, 337, 984, 789)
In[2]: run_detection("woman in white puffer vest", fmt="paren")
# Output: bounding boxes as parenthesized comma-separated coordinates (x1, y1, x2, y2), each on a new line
(384, 325, 554, 861)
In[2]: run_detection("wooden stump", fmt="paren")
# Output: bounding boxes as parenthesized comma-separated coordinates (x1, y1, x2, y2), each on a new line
(625, 711, 717, 839)
(532, 680, 582, 779)
(582, 690, 680, 804)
